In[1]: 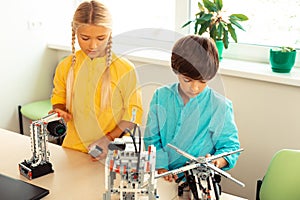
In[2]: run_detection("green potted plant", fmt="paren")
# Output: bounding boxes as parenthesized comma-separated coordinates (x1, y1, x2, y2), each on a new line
(270, 46, 296, 73)
(182, 0, 248, 60)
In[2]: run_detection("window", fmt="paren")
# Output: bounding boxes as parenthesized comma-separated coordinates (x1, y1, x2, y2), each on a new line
(52, 0, 300, 67)
(70, 0, 186, 56)
(190, 0, 300, 48)
(108, 0, 300, 66)
(101, 0, 176, 36)
(96, 0, 191, 59)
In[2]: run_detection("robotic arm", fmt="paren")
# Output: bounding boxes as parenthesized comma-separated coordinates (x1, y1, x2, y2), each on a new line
(19, 112, 66, 179)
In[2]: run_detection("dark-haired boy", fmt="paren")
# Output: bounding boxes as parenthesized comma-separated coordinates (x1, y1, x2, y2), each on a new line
(144, 35, 240, 181)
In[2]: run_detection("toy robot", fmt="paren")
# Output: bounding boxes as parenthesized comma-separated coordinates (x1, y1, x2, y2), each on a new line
(19, 112, 66, 179)
(103, 124, 158, 200)
(155, 144, 245, 200)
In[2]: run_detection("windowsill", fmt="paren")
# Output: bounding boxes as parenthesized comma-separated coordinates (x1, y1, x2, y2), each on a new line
(122, 51, 300, 88)
(48, 43, 300, 88)
(219, 59, 300, 87)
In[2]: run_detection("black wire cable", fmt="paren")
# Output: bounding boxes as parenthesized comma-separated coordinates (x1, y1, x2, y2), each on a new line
(122, 124, 142, 176)
(137, 124, 141, 154)
(123, 128, 138, 153)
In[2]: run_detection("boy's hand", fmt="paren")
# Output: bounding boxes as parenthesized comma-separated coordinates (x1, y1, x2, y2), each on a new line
(205, 154, 228, 168)
(158, 168, 178, 182)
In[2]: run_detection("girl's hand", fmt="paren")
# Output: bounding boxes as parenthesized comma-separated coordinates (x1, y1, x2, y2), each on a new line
(49, 108, 72, 122)
(88, 135, 112, 161)
(158, 168, 178, 182)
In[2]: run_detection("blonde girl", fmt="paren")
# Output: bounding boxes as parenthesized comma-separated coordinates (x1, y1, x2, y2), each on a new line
(51, 0, 143, 159)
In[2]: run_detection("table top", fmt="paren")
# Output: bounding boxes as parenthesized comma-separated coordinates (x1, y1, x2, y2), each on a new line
(0, 128, 247, 200)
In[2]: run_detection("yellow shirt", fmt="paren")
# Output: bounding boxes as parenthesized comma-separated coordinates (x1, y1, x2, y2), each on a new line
(51, 50, 143, 152)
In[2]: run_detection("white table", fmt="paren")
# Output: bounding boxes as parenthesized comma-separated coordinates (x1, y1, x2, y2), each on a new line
(0, 128, 247, 199)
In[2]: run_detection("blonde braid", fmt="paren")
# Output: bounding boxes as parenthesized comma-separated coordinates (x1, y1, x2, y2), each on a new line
(71, 28, 76, 65)
(101, 34, 113, 109)
(66, 28, 77, 111)
(106, 34, 112, 67)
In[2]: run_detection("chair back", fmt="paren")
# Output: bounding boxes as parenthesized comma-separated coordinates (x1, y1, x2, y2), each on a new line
(259, 149, 300, 200)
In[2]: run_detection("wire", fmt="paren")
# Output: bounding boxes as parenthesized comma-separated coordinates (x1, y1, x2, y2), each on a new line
(123, 124, 142, 175)
(123, 128, 138, 154)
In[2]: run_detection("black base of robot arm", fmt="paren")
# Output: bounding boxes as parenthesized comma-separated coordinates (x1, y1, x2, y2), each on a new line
(19, 161, 54, 180)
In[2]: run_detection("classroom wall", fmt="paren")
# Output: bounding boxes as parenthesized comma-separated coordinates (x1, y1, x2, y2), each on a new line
(220, 75, 300, 199)
(0, 0, 74, 132)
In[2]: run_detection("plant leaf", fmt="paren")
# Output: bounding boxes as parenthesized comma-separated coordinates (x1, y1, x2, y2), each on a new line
(210, 23, 217, 39)
(217, 22, 224, 40)
(214, 0, 223, 10)
(203, 0, 218, 12)
(198, 13, 213, 21)
(198, 20, 211, 35)
(277, 46, 295, 52)
(223, 30, 229, 49)
(230, 14, 249, 21)
(181, 20, 193, 28)
(228, 24, 237, 42)
(192, 13, 213, 34)
(194, 23, 199, 34)
(198, 1, 205, 12)
(229, 18, 245, 31)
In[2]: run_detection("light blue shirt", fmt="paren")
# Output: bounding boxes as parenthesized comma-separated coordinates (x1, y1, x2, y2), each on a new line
(144, 83, 240, 171)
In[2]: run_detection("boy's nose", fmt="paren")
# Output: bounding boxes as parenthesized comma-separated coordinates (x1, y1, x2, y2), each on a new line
(191, 83, 200, 92)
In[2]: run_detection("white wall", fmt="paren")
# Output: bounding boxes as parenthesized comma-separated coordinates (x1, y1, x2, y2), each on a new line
(0, 0, 74, 132)
(220, 75, 300, 199)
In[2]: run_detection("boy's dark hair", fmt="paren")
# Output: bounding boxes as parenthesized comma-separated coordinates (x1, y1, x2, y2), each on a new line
(171, 35, 219, 81)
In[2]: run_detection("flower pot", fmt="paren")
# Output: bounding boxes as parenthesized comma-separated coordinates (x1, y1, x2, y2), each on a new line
(215, 40, 224, 61)
(269, 49, 296, 73)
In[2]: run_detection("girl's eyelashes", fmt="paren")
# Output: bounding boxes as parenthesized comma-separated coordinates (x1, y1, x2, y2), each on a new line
(80, 35, 89, 40)
(79, 35, 106, 41)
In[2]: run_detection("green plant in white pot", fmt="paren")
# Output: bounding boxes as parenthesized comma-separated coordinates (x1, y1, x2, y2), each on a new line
(182, 0, 248, 60)
(270, 46, 296, 73)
